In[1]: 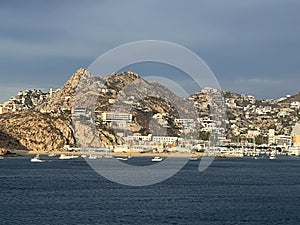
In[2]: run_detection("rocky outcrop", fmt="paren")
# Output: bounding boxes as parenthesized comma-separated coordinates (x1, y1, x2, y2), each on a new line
(37, 68, 94, 113)
(0, 130, 26, 150)
(0, 111, 75, 151)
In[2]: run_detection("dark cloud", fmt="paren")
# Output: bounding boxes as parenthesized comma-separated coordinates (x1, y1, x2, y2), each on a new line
(0, 0, 300, 102)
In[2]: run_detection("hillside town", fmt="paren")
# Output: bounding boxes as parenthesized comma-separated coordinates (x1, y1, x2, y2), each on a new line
(1, 69, 300, 157)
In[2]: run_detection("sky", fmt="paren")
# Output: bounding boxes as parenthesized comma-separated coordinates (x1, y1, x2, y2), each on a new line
(0, 0, 300, 102)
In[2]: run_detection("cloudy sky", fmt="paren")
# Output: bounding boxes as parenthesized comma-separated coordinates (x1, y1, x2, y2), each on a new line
(0, 0, 300, 102)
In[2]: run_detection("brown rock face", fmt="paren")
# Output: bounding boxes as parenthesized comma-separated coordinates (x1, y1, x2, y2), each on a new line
(0, 111, 75, 151)
(37, 68, 93, 113)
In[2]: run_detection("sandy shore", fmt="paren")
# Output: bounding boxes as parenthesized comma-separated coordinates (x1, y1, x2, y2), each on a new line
(8, 149, 243, 158)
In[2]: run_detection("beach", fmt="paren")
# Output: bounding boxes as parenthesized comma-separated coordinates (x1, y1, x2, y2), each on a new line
(7, 149, 243, 158)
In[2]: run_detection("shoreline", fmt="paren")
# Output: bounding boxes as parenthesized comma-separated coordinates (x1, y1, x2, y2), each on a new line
(7, 149, 244, 158)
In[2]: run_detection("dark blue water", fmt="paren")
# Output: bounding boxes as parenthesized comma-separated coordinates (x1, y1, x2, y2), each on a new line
(0, 156, 299, 225)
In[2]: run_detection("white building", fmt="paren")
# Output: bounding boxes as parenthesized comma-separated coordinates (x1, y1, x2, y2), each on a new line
(127, 135, 152, 142)
(102, 112, 132, 122)
(268, 129, 291, 147)
(290, 101, 300, 109)
(152, 136, 178, 144)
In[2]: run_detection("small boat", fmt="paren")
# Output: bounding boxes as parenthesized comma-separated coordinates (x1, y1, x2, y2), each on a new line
(31, 154, 44, 163)
(48, 153, 56, 157)
(59, 154, 73, 160)
(0, 156, 4, 160)
(189, 157, 198, 161)
(88, 154, 98, 160)
(103, 154, 113, 158)
(81, 154, 87, 158)
(151, 156, 163, 162)
(269, 152, 276, 160)
(116, 157, 128, 161)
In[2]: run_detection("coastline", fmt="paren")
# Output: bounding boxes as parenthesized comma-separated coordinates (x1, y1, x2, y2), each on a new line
(7, 149, 244, 158)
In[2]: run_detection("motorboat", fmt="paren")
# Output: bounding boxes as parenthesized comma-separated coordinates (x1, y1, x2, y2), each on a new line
(88, 154, 98, 160)
(151, 156, 163, 162)
(189, 156, 198, 161)
(48, 153, 56, 157)
(31, 154, 44, 163)
(116, 157, 128, 161)
(269, 152, 276, 160)
(59, 154, 73, 160)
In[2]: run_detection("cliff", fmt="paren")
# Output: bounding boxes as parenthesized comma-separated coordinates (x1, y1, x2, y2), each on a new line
(0, 111, 75, 151)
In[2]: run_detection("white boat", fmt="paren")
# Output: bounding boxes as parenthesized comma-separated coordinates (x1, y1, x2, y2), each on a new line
(48, 153, 56, 157)
(59, 154, 73, 160)
(189, 156, 198, 161)
(88, 154, 98, 160)
(31, 155, 44, 163)
(269, 152, 276, 160)
(103, 154, 113, 158)
(81, 154, 87, 158)
(151, 156, 163, 162)
(0, 156, 4, 159)
(117, 157, 128, 161)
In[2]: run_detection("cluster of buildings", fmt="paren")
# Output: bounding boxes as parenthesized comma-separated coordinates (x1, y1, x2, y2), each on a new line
(47, 86, 300, 156)
(3, 79, 300, 154)
(0, 89, 50, 114)
(70, 84, 300, 153)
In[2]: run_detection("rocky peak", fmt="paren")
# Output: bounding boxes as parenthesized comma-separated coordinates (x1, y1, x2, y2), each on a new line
(37, 68, 93, 113)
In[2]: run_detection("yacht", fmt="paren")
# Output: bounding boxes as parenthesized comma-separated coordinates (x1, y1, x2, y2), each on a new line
(151, 156, 164, 162)
(31, 154, 44, 163)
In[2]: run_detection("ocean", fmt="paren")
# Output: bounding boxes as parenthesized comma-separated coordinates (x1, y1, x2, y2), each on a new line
(0, 156, 299, 225)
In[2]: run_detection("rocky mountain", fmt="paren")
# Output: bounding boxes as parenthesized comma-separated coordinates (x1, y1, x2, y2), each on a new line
(0, 68, 194, 151)
(1, 67, 299, 152)
(73, 70, 197, 147)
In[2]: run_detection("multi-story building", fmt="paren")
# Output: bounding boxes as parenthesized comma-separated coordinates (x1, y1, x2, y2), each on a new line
(102, 112, 132, 122)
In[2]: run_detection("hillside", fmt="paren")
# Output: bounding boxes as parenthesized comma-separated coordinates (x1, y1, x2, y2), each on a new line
(279, 92, 300, 104)
(0, 111, 75, 151)
(1, 67, 300, 151)
(0, 68, 194, 150)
